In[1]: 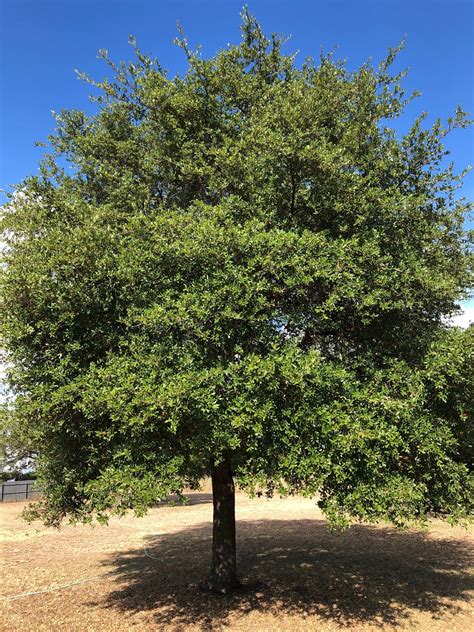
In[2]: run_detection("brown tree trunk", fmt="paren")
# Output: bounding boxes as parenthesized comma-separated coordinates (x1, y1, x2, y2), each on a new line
(207, 456, 239, 593)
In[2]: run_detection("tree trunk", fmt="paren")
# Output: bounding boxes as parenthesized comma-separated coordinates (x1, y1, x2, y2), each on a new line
(207, 456, 239, 593)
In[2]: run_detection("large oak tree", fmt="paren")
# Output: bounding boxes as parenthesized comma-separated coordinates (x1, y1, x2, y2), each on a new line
(1, 11, 472, 592)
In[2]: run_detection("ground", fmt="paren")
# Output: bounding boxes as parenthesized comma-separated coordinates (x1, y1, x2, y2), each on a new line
(1, 490, 473, 631)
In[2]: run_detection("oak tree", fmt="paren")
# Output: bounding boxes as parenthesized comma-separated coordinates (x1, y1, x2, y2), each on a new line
(1, 11, 472, 592)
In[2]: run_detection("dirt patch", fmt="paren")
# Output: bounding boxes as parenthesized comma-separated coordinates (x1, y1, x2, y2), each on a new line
(1, 492, 473, 631)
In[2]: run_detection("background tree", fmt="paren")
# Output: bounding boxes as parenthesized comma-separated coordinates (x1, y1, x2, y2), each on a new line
(1, 11, 472, 592)
(0, 417, 37, 482)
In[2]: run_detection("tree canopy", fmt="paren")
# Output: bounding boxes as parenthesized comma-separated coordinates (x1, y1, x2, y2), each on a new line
(1, 10, 472, 590)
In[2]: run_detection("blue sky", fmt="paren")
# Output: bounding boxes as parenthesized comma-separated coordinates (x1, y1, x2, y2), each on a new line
(0, 0, 473, 319)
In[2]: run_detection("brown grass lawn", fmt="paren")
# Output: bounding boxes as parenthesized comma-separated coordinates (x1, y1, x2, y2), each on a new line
(1, 491, 473, 631)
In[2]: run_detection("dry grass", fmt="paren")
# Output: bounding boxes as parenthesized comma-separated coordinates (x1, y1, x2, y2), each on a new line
(1, 491, 473, 631)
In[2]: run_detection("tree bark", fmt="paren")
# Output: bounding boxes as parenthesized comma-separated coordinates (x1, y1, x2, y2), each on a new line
(207, 455, 239, 593)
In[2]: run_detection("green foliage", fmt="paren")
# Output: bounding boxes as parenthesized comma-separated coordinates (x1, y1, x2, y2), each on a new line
(1, 10, 472, 527)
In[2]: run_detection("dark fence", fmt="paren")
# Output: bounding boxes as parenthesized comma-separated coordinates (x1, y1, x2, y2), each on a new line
(0, 480, 41, 502)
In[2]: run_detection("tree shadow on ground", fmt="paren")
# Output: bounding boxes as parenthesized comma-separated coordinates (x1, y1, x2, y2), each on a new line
(155, 493, 214, 507)
(95, 518, 473, 630)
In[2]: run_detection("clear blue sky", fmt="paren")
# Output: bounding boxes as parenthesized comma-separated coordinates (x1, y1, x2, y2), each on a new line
(1, 0, 473, 197)
(1, 0, 473, 313)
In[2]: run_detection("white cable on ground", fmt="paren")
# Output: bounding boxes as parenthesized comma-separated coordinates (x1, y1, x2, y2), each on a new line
(1, 575, 103, 601)
(3, 535, 162, 600)
(144, 545, 160, 560)
(143, 536, 165, 560)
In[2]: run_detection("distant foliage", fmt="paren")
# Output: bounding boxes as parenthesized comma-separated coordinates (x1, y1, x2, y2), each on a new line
(1, 10, 472, 527)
